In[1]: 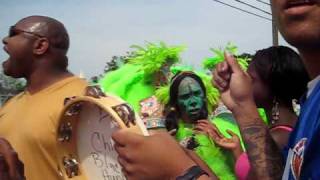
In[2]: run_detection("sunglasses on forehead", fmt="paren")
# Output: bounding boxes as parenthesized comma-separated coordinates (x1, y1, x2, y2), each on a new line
(9, 26, 45, 38)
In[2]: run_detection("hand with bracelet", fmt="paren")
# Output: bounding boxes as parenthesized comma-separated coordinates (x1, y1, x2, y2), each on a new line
(112, 130, 215, 180)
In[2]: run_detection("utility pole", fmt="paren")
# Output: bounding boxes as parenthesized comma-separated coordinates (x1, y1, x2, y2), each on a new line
(270, 0, 279, 46)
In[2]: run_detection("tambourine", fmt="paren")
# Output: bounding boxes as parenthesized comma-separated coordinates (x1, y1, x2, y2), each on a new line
(56, 94, 148, 179)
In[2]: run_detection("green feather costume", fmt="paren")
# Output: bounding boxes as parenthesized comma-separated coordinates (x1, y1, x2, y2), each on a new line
(176, 120, 236, 180)
(99, 42, 185, 112)
(203, 42, 249, 71)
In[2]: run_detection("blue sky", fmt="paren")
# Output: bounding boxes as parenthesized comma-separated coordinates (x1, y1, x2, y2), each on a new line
(0, 0, 288, 78)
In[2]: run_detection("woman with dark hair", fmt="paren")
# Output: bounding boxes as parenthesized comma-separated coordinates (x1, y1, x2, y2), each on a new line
(198, 46, 310, 179)
(248, 46, 309, 148)
(164, 71, 236, 180)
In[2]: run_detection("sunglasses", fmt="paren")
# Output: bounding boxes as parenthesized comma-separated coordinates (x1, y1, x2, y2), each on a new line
(9, 26, 45, 38)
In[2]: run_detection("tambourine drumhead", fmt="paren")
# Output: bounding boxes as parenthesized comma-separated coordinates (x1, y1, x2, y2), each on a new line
(56, 95, 148, 179)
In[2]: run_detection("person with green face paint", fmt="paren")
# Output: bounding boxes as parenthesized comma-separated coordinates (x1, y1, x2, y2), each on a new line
(165, 71, 236, 180)
(165, 72, 208, 131)
(177, 77, 207, 124)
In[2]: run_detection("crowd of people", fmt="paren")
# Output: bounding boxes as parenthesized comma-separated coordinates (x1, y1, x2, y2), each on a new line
(1, 0, 320, 179)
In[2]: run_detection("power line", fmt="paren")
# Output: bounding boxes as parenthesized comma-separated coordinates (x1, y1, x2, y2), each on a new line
(255, 0, 271, 6)
(211, 0, 272, 21)
(233, 0, 271, 15)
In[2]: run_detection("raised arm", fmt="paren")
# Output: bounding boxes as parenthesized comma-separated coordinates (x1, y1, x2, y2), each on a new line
(212, 52, 283, 179)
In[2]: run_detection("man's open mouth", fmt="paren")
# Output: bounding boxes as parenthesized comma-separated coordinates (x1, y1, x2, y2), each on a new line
(3, 46, 9, 54)
(285, 0, 317, 9)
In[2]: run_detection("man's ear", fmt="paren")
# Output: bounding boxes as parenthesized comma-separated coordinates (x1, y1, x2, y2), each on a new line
(33, 38, 49, 55)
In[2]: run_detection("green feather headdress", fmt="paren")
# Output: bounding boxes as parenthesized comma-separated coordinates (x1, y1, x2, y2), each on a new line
(128, 42, 185, 77)
(203, 42, 249, 71)
(155, 66, 220, 113)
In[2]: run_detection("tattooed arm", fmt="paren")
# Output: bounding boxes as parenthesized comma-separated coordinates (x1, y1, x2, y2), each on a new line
(235, 112, 284, 179)
(212, 53, 284, 179)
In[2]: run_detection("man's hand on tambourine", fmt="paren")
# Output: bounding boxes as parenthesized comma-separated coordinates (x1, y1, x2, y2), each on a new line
(112, 130, 197, 180)
(0, 138, 25, 180)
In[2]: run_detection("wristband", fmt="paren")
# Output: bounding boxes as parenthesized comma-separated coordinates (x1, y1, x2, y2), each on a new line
(176, 165, 208, 180)
(144, 117, 166, 129)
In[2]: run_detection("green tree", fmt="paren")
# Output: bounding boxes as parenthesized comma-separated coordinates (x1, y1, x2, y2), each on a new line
(90, 51, 136, 84)
(0, 73, 26, 104)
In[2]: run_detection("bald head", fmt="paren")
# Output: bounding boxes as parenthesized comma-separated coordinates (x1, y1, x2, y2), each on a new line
(16, 15, 69, 52)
